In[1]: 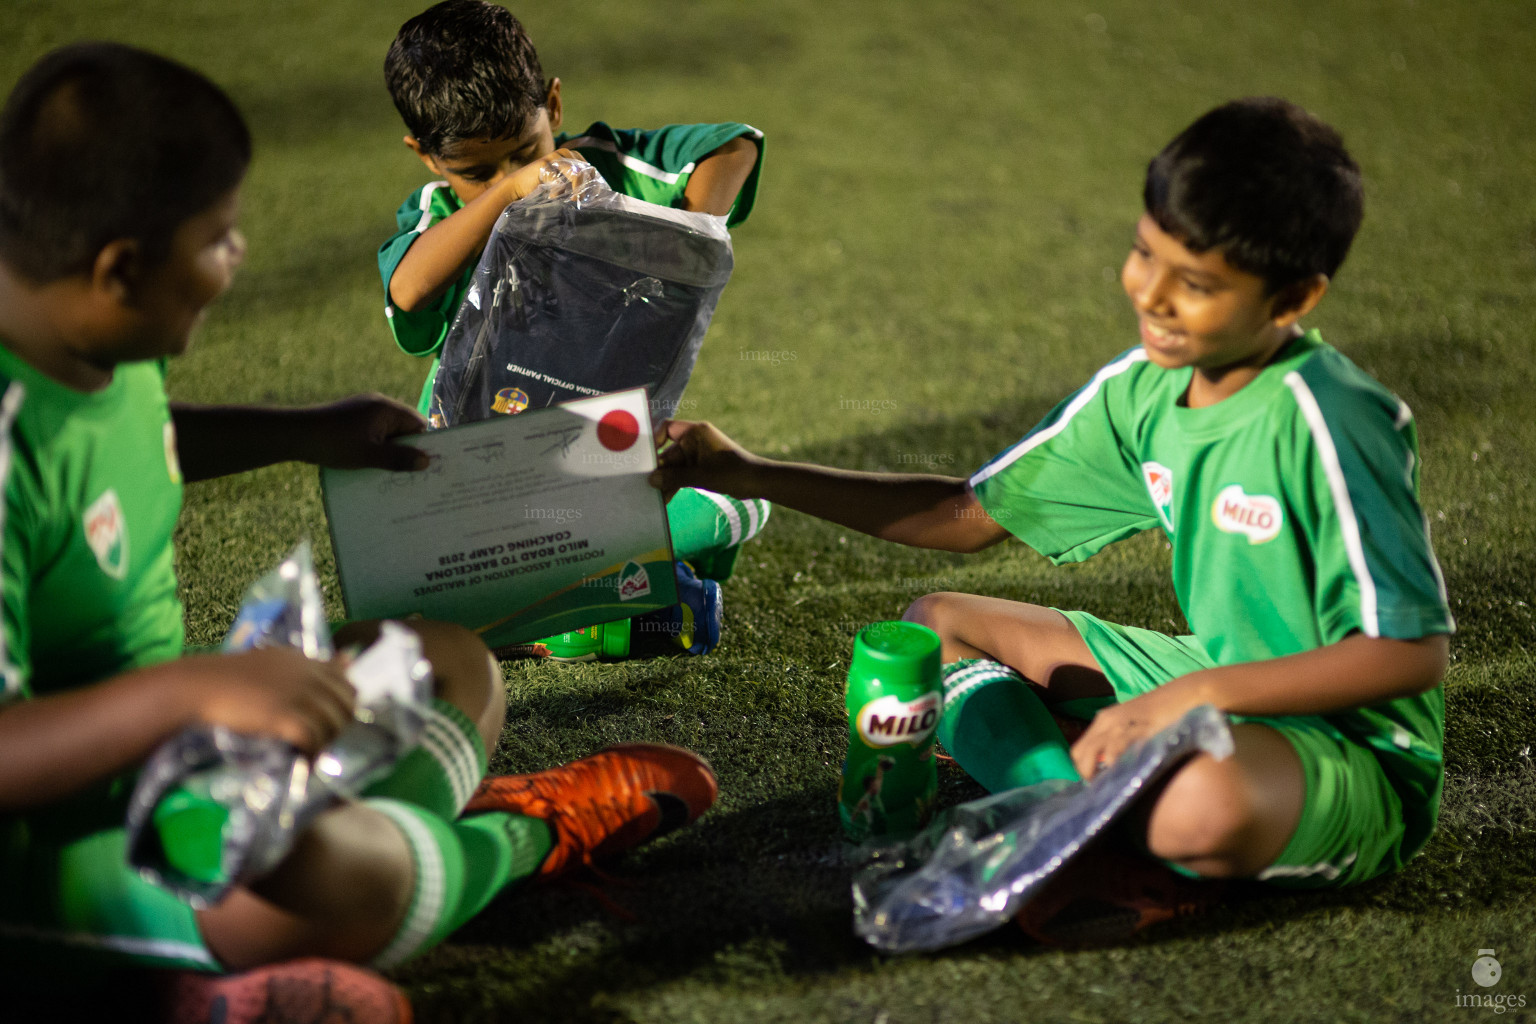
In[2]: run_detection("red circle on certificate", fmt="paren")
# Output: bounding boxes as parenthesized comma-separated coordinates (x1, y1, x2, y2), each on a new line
(597, 409, 640, 451)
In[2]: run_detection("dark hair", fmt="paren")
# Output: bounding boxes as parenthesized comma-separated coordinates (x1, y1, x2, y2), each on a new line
(0, 42, 251, 282)
(385, 0, 546, 157)
(1144, 97, 1363, 292)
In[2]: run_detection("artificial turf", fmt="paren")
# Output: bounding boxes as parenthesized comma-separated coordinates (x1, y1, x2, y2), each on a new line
(6, 0, 1535, 1019)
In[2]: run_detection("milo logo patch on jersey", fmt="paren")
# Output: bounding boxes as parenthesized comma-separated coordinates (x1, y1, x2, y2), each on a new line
(83, 488, 130, 579)
(1141, 461, 1175, 531)
(1211, 484, 1283, 544)
(856, 693, 941, 748)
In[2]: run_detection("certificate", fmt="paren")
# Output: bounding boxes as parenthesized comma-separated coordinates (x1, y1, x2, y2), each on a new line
(321, 389, 677, 648)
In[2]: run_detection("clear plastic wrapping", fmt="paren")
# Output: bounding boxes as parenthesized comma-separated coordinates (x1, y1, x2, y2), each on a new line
(851, 703, 1234, 953)
(430, 155, 734, 427)
(126, 543, 434, 907)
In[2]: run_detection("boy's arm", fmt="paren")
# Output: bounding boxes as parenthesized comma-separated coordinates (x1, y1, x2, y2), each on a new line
(652, 419, 1010, 552)
(679, 137, 759, 218)
(1071, 631, 1450, 777)
(170, 394, 429, 482)
(388, 149, 591, 313)
(0, 648, 355, 811)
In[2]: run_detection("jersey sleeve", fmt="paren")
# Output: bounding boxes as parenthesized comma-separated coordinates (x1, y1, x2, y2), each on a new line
(1282, 363, 1453, 643)
(561, 122, 765, 227)
(969, 350, 1159, 564)
(0, 379, 31, 704)
(377, 182, 471, 359)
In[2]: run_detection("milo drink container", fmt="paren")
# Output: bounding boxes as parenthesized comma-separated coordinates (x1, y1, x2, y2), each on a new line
(838, 621, 943, 841)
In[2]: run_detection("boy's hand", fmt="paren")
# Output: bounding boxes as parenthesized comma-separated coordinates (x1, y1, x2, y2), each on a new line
(501, 148, 601, 206)
(1070, 676, 1206, 779)
(294, 394, 429, 472)
(649, 419, 759, 501)
(188, 647, 357, 754)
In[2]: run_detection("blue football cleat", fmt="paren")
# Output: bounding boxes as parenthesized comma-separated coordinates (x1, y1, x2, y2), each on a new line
(659, 561, 723, 655)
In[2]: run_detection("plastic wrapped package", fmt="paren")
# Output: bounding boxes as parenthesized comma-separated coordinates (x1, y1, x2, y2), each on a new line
(126, 544, 434, 907)
(430, 155, 734, 428)
(851, 703, 1234, 953)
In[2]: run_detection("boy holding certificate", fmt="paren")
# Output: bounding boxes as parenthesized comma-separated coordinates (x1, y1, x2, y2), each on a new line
(0, 43, 716, 1019)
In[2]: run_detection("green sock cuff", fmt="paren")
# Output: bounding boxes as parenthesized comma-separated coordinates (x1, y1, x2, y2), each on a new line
(941, 658, 1025, 700)
(365, 800, 554, 971)
(366, 798, 466, 970)
(360, 698, 488, 820)
(937, 659, 1080, 791)
(668, 488, 771, 563)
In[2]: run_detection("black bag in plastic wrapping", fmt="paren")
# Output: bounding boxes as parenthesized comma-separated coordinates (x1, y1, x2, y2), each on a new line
(430, 159, 734, 428)
(851, 703, 1233, 953)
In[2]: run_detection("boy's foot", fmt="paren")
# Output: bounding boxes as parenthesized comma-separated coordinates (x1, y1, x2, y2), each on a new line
(158, 958, 411, 1024)
(639, 561, 722, 656)
(1014, 843, 1225, 946)
(464, 743, 717, 877)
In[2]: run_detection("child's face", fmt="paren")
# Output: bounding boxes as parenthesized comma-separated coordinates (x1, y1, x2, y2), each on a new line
(119, 187, 246, 361)
(1120, 214, 1294, 380)
(426, 108, 558, 204)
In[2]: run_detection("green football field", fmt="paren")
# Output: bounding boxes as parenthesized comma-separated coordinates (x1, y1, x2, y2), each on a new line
(7, 0, 1536, 1019)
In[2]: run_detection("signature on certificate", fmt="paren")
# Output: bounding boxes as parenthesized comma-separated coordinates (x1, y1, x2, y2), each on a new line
(536, 426, 584, 459)
(465, 441, 507, 465)
(375, 455, 445, 494)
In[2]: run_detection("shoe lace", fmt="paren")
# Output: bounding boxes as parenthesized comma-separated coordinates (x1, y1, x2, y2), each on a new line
(516, 755, 648, 871)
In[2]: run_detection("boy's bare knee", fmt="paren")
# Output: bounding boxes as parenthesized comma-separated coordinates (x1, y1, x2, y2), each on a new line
(902, 591, 962, 637)
(198, 802, 414, 970)
(410, 619, 504, 754)
(1144, 754, 1256, 874)
(339, 618, 504, 755)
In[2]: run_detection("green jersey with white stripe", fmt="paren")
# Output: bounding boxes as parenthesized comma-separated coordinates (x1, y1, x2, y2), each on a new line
(0, 345, 185, 703)
(378, 120, 764, 411)
(970, 330, 1453, 828)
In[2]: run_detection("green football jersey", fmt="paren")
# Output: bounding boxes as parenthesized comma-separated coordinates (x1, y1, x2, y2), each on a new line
(377, 121, 764, 412)
(971, 330, 1453, 839)
(0, 344, 185, 701)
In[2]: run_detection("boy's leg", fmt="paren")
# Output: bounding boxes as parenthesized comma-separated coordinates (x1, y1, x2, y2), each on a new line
(201, 617, 516, 970)
(903, 592, 1114, 701)
(335, 618, 505, 759)
(667, 487, 770, 581)
(904, 592, 1103, 791)
(1143, 715, 1408, 886)
(1134, 722, 1305, 878)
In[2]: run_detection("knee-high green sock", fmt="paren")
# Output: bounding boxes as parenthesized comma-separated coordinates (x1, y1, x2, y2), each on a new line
(667, 487, 771, 581)
(360, 699, 487, 820)
(365, 798, 553, 969)
(938, 659, 1081, 791)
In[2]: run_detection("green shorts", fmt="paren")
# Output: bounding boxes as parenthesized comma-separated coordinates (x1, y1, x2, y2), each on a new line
(1060, 610, 1430, 889)
(0, 781, 215, 981)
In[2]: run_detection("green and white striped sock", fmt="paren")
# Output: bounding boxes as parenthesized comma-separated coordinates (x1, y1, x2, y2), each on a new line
(666, 487, 771, 581)
(360, 698, 486, 820)
(938, 659, 1081, 792)
(365, 799, 552, 970)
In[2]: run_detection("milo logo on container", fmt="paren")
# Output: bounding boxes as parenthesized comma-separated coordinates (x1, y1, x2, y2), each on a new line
(856, 692, 941, 747)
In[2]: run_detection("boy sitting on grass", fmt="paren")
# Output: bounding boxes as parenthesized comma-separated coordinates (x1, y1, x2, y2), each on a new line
(380, 0, 771, 659)
(0, 42, 716, 1020)
(652, 98, 1452, 939)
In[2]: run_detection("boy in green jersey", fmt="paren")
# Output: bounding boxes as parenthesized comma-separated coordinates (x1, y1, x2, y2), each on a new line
(0, 43, 716, 1019)
(379, 1, 770, 651)
(652, 98, 1453, 935)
